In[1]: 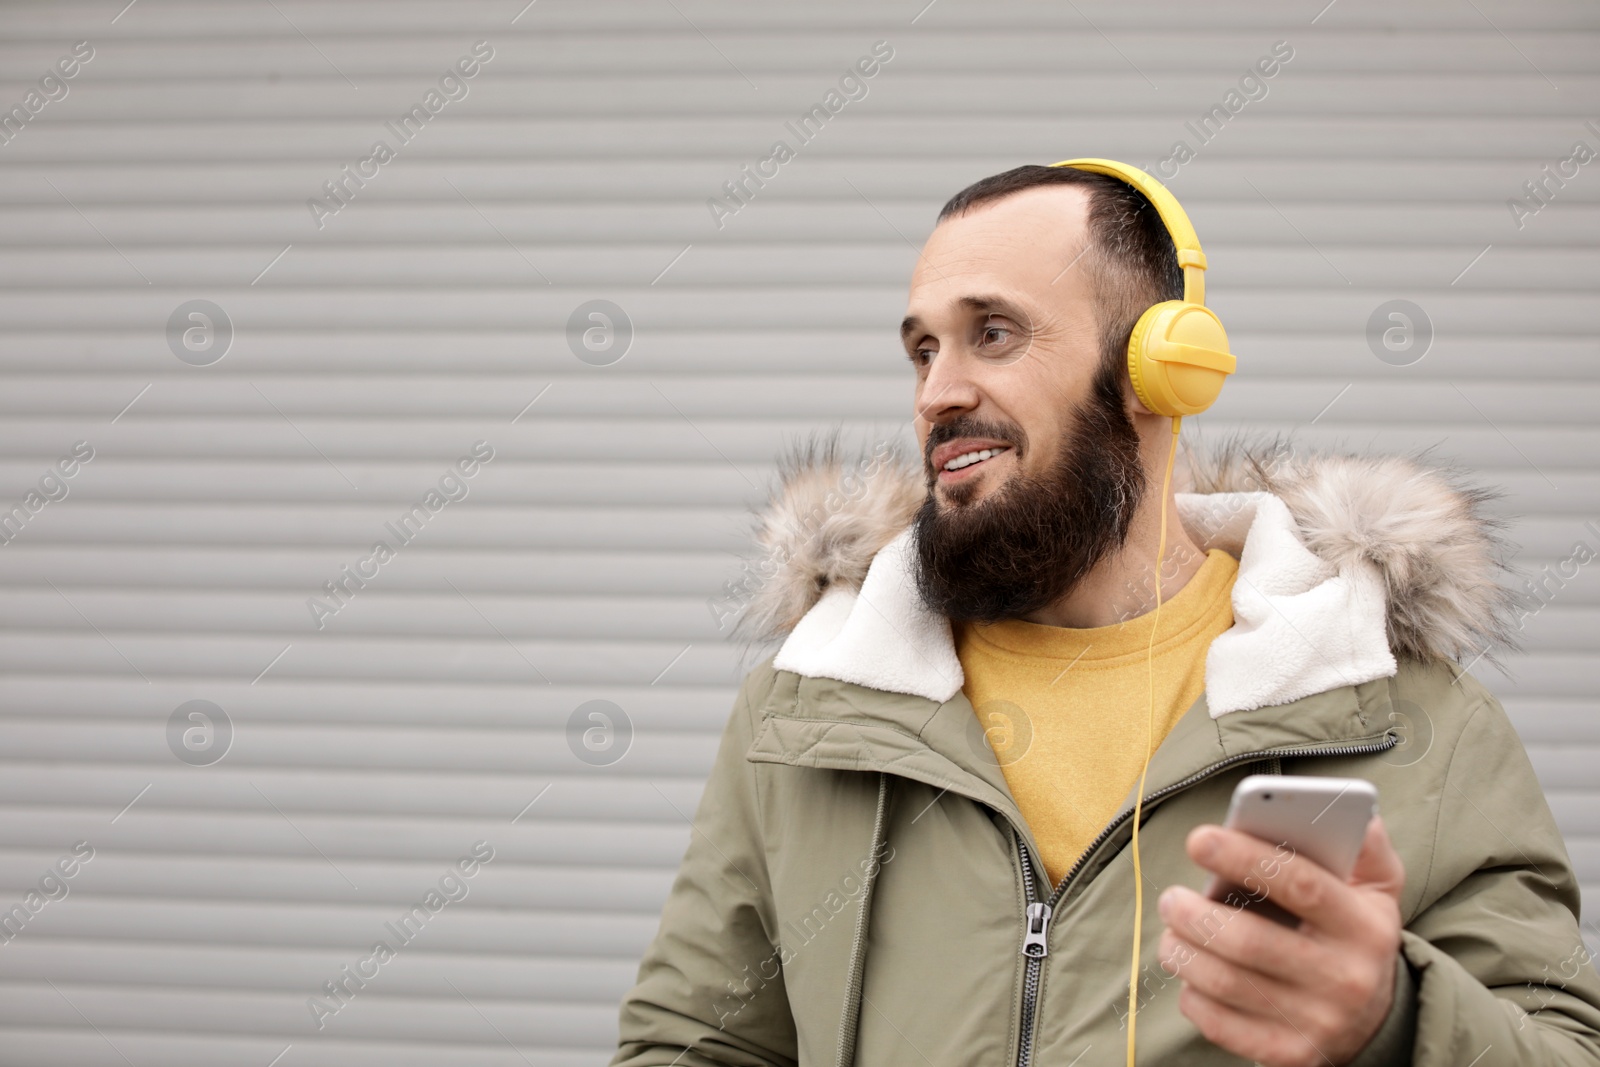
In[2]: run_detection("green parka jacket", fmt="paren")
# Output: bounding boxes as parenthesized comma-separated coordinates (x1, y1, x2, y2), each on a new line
(611, 437, 1600, 1067)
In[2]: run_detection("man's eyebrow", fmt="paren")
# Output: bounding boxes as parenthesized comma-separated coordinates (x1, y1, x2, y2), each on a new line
(900, 295, 1028, 341)
(959, 294, 1028, 323)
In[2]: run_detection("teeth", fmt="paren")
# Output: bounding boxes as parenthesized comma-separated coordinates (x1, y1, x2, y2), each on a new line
(943, 447, 1007, 471)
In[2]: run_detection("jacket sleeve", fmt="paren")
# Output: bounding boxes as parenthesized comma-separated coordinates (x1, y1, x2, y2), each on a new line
(1355, 684, 1600, 1066)
(610, 661, 799, 1067)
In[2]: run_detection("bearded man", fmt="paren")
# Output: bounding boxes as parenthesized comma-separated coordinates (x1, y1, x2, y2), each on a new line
(609, 163, 1600, 1066)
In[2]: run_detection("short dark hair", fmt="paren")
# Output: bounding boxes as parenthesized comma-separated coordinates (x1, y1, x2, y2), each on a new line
(937, 164, 1183, 378)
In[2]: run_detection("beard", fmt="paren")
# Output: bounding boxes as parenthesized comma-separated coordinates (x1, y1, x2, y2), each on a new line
(910, 358, 1147, 624)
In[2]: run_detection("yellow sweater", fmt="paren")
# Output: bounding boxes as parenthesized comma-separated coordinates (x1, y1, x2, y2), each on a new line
(955, 548, 1239, 886)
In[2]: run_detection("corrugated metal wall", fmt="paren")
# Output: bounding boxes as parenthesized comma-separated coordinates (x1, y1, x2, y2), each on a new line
(0, 1, 1594, 1063)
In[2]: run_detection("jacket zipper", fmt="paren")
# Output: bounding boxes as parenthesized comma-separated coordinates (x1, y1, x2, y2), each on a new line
(1008, 734, 1397, 1067)
(1014, 841, 1049, 1067)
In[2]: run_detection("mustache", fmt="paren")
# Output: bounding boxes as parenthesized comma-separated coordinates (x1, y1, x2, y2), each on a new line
(924, 419, 1027, 469)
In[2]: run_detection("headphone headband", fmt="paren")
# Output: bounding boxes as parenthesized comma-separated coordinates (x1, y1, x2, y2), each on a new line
(1045, 155, 1234, 418)
(1048, 157, 1206, 305)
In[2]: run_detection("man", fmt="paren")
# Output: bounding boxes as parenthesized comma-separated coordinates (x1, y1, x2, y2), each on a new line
(610, 164, 1600, 1065)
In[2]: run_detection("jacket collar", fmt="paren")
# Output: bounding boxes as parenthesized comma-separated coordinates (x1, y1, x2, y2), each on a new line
(730, 432, 1521, 717)
(770, 495, 1395, 717)
(746, 659, 1399, 866)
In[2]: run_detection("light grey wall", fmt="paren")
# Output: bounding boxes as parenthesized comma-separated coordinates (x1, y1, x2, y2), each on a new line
(0, 1, 1594, 1064)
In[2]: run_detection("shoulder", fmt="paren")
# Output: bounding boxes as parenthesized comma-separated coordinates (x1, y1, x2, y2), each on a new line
(1380, 656, 1579, 914)
(715, 652, 790, 764)
(1386, 654, 1521, 761)
(735, 652, 785, 722)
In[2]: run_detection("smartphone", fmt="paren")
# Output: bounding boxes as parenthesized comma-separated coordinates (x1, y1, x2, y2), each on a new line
(1201, 775, 1378, 927)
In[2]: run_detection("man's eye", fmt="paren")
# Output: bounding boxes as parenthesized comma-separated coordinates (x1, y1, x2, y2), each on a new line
(909, 348, 934, 366)
(983, 326, 1011, 345)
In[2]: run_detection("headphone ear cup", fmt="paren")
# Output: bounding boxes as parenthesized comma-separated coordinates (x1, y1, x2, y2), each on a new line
(1126, 300, 1233, 418)
(1126, 301, 1180, 417)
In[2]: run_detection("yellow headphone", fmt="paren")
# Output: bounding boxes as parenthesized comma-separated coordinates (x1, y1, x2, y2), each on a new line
(1048, 158, 1236, 422)
(1047, 158, 1235, 1067)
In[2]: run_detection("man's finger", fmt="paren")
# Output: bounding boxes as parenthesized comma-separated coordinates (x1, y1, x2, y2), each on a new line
(1347, 814, 1405, 898)
(1186, 823, 1370, 935)
(1158, 885, 1329, 987)
(1159, 925, 1303, 1017)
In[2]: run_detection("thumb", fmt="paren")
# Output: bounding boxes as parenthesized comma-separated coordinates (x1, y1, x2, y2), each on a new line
(1349, 814, 1405, 901)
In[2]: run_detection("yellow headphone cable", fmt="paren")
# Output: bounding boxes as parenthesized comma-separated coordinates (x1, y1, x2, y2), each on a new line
(1128, 414, 1182, 1067)
(1038, 158, 1235, 1067)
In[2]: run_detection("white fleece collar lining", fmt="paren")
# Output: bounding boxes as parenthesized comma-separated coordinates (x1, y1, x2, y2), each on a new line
(771, 490, 1399, 717)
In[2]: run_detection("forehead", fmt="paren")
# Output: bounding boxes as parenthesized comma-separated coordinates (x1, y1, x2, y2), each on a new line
(911, 183, 1091, 295)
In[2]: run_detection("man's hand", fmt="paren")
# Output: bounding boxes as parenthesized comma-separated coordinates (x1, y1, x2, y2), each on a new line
(1156, 815, 1406, 1067)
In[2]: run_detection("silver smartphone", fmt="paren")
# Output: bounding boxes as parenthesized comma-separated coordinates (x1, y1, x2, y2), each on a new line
(1201, 775, 1378, 927)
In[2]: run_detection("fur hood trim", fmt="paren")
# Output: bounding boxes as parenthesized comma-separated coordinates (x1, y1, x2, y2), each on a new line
(726, 430, 1522, 687)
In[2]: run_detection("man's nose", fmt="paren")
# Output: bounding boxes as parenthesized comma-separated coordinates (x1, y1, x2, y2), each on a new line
(917, 354, 980, 423)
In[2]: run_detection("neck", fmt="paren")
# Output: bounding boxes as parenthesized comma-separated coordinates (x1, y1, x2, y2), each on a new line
(1017, 417, 1204, 630)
